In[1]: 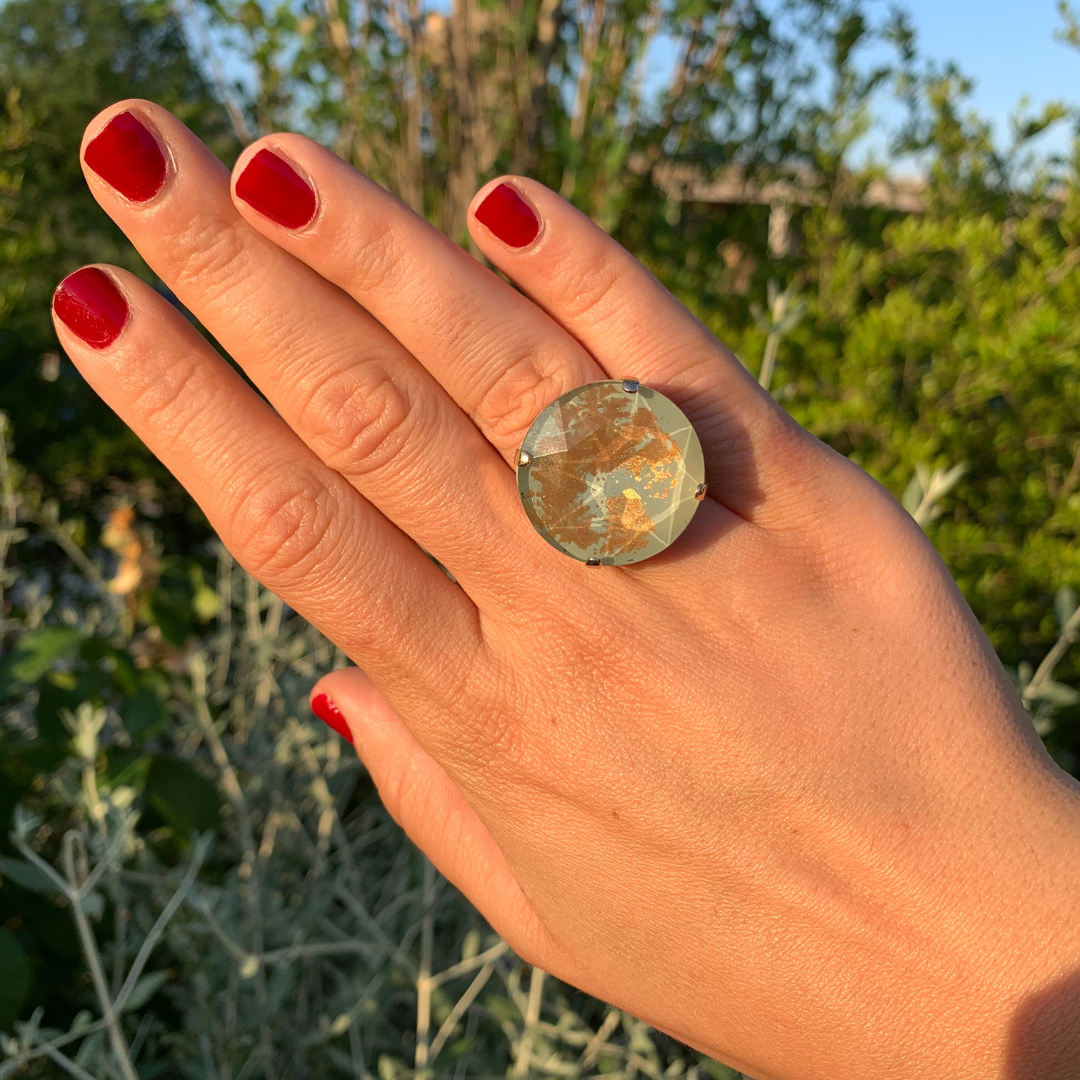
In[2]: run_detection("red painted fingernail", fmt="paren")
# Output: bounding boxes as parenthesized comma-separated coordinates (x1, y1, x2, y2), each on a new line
(235, 149, 317, 229)
(84, 112, 167, 202)
(312, 693, 352, 743)
(53, 268, 129, 348)
(475, 183, 540, 247)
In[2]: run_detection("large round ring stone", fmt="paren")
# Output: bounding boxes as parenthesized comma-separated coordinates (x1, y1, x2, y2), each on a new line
(517, 381, 706, 566)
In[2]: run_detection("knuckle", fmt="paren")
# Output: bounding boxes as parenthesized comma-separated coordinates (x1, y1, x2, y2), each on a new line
(555, 248, 625, 323)
(336, 217, 410, 298)
(473, 346, 577, 449)
(298, 360, 418, 477)
(130, 351, 211, 439)
(227, 474, 342, 587)
(171, 216, 250, 298)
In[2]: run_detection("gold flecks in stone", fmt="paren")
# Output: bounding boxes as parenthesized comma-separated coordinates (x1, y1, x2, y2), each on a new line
(516, 380, 706, 565)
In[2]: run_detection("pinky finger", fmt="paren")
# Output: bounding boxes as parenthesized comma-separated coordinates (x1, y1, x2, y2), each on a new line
(311, 667, 551, 966)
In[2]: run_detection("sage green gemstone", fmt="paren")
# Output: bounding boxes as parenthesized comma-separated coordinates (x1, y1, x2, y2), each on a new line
(517, 381, 706, 565)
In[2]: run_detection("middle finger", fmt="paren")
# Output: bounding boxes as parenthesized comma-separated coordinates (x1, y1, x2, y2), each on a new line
(228, 133, 609, 461)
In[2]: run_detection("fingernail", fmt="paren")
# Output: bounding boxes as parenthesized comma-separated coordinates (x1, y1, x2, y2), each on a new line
(84, 112, 167, 202)
(312, 693, 352, 743)
(53, 268, 129, 348)
(475, 183, 540, 247)
(235, 149, 317, 229)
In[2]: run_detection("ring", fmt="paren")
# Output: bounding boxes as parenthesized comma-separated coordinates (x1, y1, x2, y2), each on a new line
(516, 380, 706, 566)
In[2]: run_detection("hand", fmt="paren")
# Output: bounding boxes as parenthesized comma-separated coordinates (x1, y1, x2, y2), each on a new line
(54, 102, 1080, 1080)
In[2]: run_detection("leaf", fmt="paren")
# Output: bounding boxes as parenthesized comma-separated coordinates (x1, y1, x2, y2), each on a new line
(326, 1013, 351, 1037)
(267, 960, 298, 1012)
(901, 473, 923, 514)
(0, 931, 32, 1029)
(0, 857, 61, 895)
(146, 591, 194, 649)
(1028, 679, 1080, 707)
(448, 1035, 475, 1058)
(484, 994, 521, 1022)
(35, 677, 87, 745)
(144, 558, 199, 647)
(1055, 587, 1077, 632)
(145, 757, 222, 839)
(192, 583, 220, 622)
(0, 627, 83, 696)
(104, 749, 152, 793)
(121, 685, 168, 741)
(79, 892, 104, 919)
(697, 1060, 741, 1080)
(119, 969, 169, 1011)
(1018, 661, 1034, 689)
(461, 928, 480, 962)
(378, 1054, 404, 1080)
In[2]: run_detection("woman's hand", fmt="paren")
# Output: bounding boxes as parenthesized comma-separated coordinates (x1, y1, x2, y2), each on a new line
(54, 101, 1080, 1080)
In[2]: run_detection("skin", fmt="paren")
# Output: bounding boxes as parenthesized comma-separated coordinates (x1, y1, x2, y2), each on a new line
(54, 100, 1080, 1080)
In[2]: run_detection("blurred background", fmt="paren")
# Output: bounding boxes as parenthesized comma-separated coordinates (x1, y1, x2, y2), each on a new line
(2, 1, 1079, 1077)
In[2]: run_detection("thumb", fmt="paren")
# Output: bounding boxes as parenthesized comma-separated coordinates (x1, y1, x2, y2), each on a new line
(310, 667, 549, 965)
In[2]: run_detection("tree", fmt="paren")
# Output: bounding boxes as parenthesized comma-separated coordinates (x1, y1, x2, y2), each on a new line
(0, 0, 237, 521)
(195, 0, 907, 235)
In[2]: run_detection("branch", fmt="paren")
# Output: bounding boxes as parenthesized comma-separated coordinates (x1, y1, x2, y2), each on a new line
(560, 0, 608, 198)
(0, 1018, 110, 1075)
(1023, 600, 1080, 706)
(430, 939, 508, 987)
(512, 965, 547, 1077)
(42, 1044, 101, 1080)
(580, 1009, 621, 1068)
(426, 959, 497, 1063)
(511, 0, 562, 175)
(114, 836, 209, 1012)
(413, 857, 437, 1071)
(171, 0, 255, 144)
(61, 835, 139, 1080)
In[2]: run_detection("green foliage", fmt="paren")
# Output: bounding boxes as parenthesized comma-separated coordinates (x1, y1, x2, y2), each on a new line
(635, 68, 1080, 769)
(0, 0, 238, 533)
(0, 627, 83, 694)
(1, 0, 1080, 1076)
(0, 930, 32, 1029)
(144, 756, 222, 839)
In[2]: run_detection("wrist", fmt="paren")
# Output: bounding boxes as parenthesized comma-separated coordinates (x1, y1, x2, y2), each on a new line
(946, 760, 1080, 1079)
(999, 767, 1080, 1079)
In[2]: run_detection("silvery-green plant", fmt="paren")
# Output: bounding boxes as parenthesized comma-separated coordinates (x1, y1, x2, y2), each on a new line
(0, 414, 746, 1080)
(902, 462, 969, 527)
(750, 280, 807, 395)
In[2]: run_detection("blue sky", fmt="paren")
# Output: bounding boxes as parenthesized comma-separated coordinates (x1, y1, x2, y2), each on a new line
(629, 0, 1079, 164)
(902, 0, 1078, 151)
